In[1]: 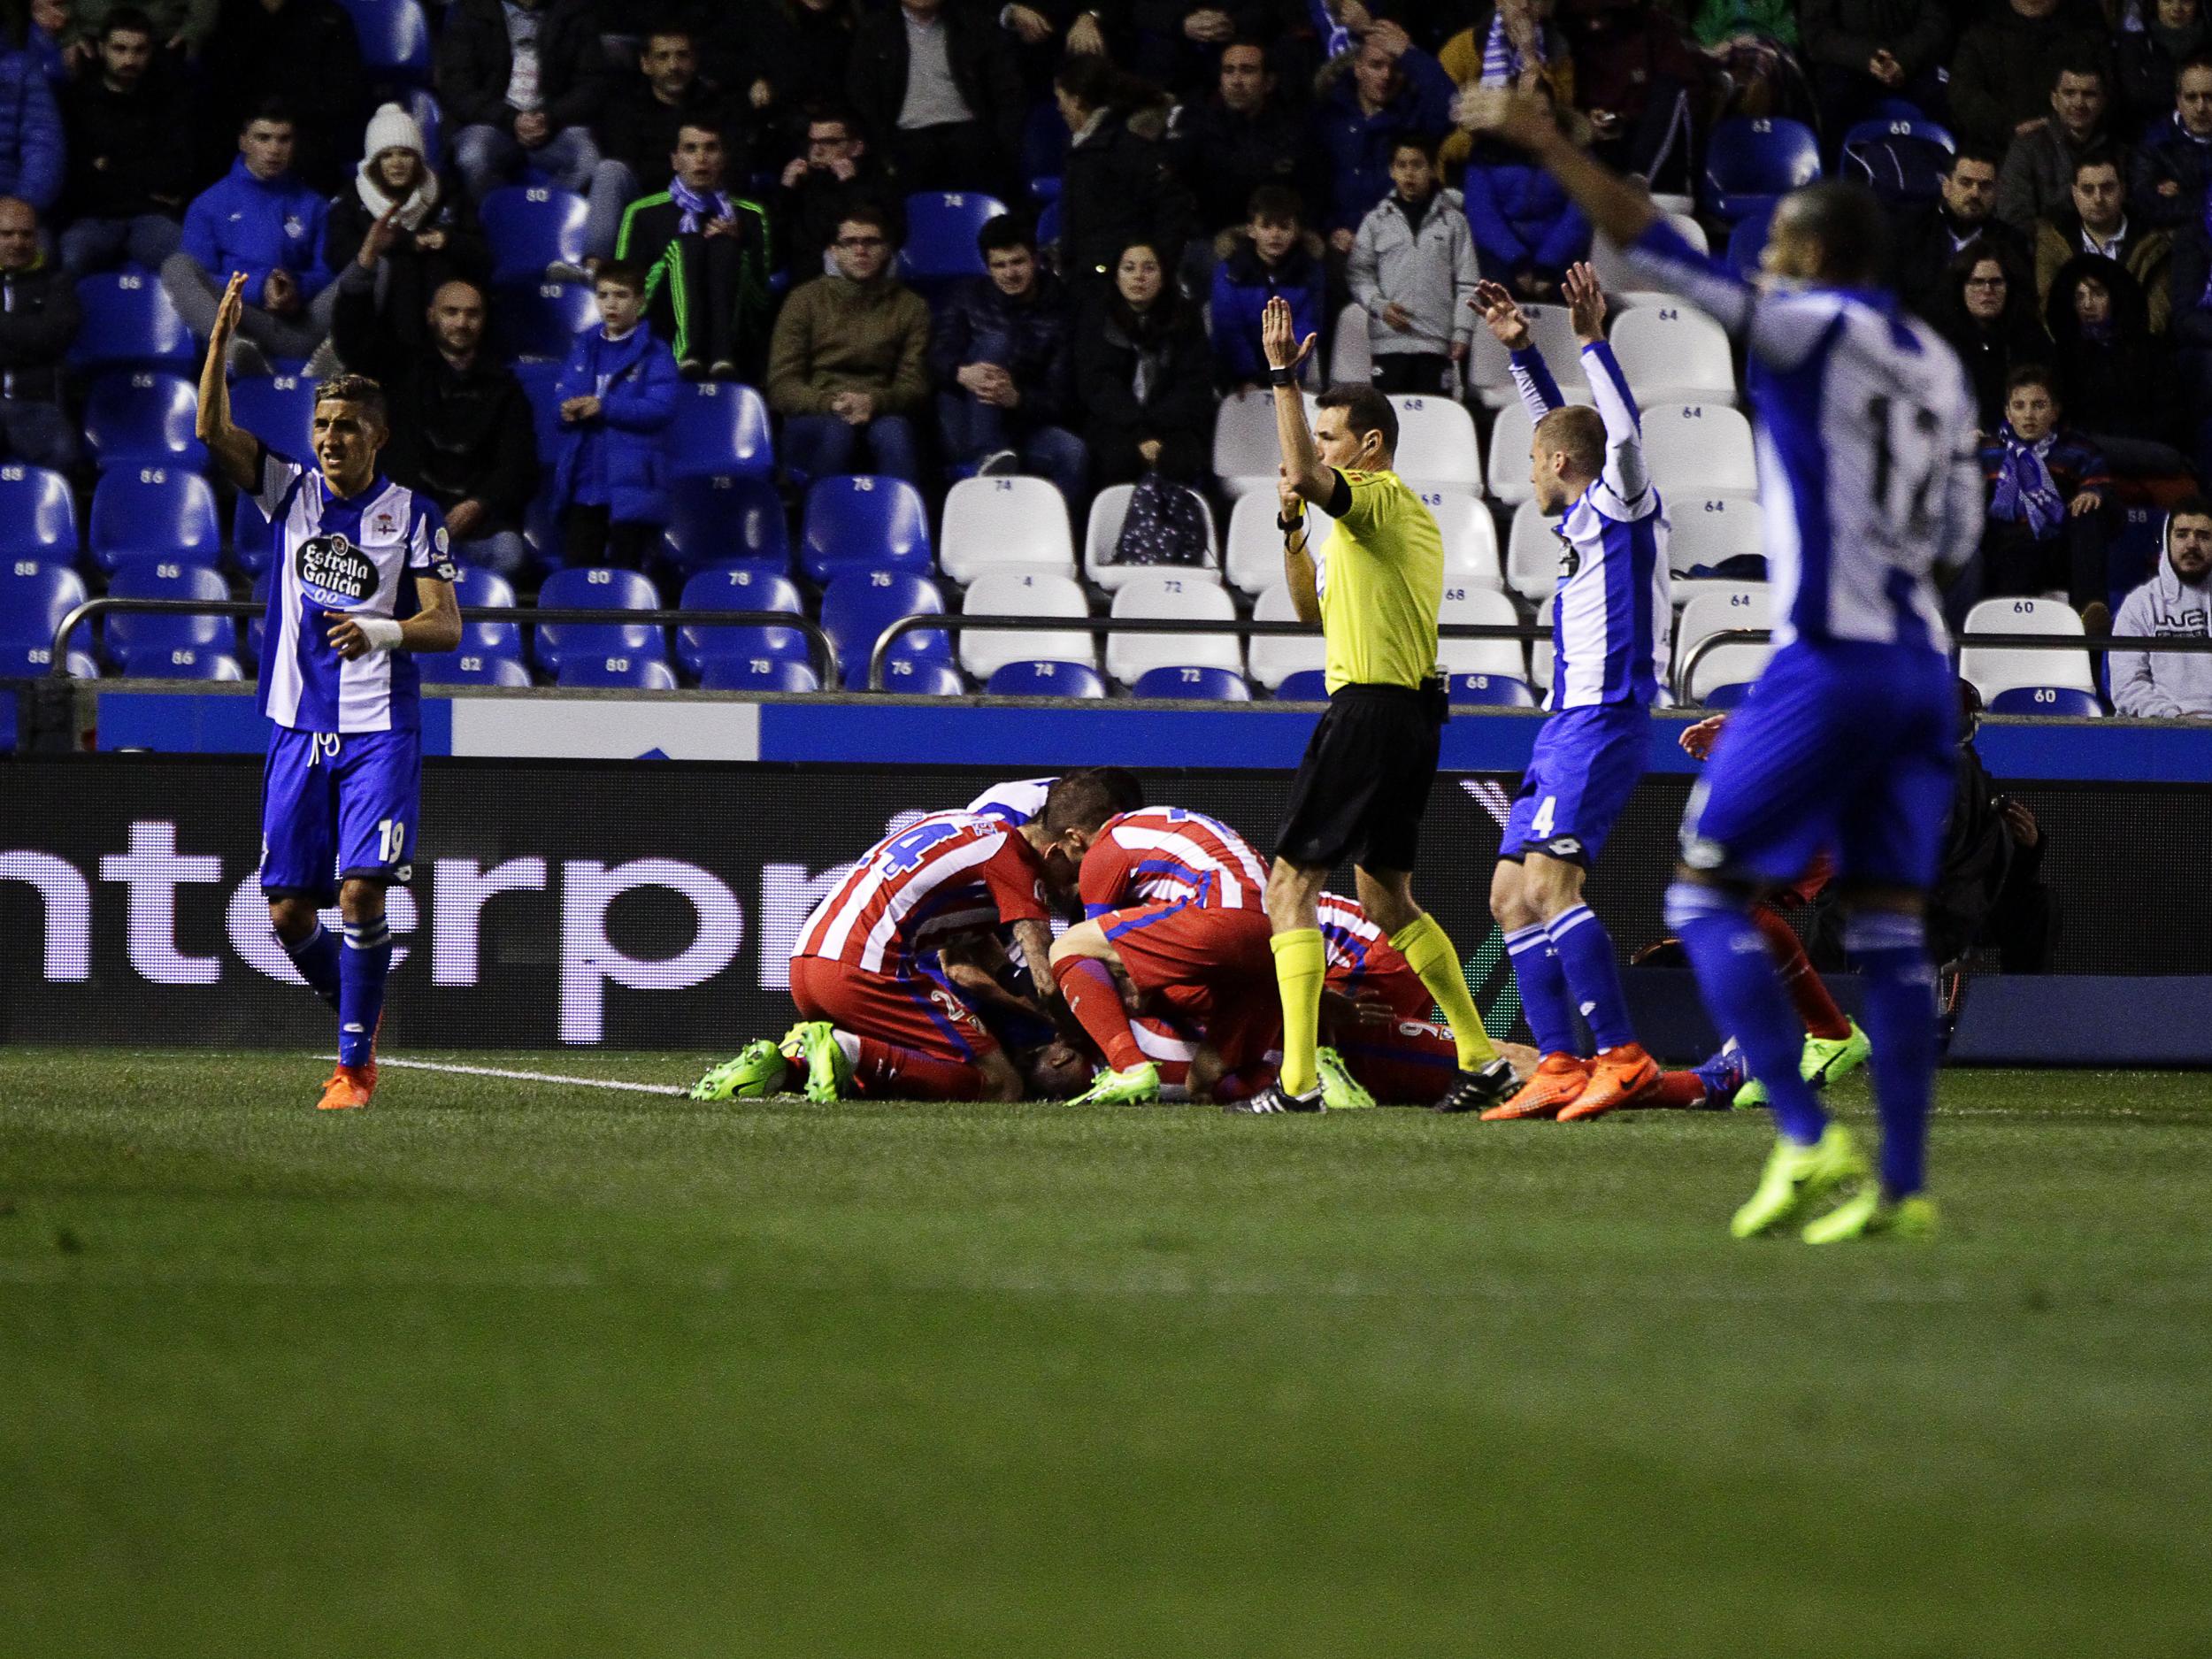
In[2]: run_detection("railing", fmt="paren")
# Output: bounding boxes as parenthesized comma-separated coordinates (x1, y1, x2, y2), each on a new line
(1672, 627, 2212, 705)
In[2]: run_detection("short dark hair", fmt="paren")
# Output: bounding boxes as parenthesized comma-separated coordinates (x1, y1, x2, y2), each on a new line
(100, 5, 156, 38)
(1951, 142, 2004, 173)
(1247, 184, 1303, 226)
(2006, 363, 2059, 400)
(674, 118, 725, 147)
(978, 214, 1035, 259)
(2169, 493, 2212, 524)
(1317, 384, 1398, 457)
(1041, 771, 1141, 836)
(1775, 180, 1889, 287)
(2054, 59, 2107, 90)
(1390, 134, 1439, 166)
(836, 202, 897, 246)
(641, 20, 695, 48)
(314, 373, 388, 429)
(2073, 150, 2122, 183)
(2181, 51, 2212, 81)
(593, 258, 648, 296)
(240, 97, 296, 135)
(802, 102, 863, 139)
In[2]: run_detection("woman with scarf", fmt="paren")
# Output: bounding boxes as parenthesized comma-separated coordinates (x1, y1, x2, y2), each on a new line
(2044, 252, 2186, 475)
(1440, 0, 1574, 176)
(1964, 363, 2116, 630)
(1078, 241, 1216, 488)
(1936, 240, 2051, 437)
(323, 103, 489, 357)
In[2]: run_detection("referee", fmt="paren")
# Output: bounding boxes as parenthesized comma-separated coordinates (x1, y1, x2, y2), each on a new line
(1240, 296, 1516, 1115)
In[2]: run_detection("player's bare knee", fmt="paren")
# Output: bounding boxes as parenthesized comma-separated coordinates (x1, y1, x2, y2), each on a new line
(337, 878, 386, 925)
(1048, 920, 1109, 966)
(267, 896, 319, 941)
(1839, 884, 1924, 918)
(1523, 853, 1586, 921)
(1265, 859, 1324, 932)
(1353, 866, 1418, 935)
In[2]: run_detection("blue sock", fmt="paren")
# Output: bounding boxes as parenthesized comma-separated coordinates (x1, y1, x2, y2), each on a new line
(338, 916, 393, 1067)
(1845, 910, 1939, 1198)
(1667, 882, 1826, 1147)
(283, 920, 342, 1010)
(1546, 904, 1636, 1052)
(1504, 924, 1578, 1056)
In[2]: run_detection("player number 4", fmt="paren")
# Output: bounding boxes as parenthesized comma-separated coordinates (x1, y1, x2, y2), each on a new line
(1531, 796, 1557, 839)
(882, 820, 961, 872)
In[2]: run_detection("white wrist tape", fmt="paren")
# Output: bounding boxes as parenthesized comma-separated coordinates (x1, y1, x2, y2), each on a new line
(355, 616, 405, 654)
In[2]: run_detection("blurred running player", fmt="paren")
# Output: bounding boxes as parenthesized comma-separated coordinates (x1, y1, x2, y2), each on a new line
(1470, 265, 1672, 1125)
(1468, 91, 1980, 1240)
(196, 272, 463, 1110)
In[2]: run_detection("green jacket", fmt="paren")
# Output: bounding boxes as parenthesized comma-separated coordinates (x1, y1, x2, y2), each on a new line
(765, 273, 932, 419)
(614, 190, 774, 365)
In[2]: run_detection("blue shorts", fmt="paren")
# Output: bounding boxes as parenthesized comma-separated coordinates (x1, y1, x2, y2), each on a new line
(1501, 700, 1651, 865)
(259, 725, 421, 903)
(1680, 641, 1956, 890)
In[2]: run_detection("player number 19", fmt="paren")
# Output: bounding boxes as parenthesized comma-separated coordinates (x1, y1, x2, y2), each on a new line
(377, 818, 407, 863)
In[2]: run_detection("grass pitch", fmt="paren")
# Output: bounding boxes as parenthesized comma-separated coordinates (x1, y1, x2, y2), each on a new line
(1, 1048, 2208, 1659)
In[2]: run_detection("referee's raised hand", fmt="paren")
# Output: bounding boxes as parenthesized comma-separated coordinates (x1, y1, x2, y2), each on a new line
(1261, 296, 1317, 373)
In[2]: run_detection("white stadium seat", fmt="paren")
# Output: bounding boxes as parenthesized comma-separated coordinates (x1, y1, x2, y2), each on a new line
(1508, 499, 1563, 603)
(958, 570, 1094, 680)
(1104, 570, 1243, 686)
(1641, 402, 1758, 495)
(1486, 387, 1594, 505)
(1667, 492, 1764, 576)
(1515, 303, 1590, 394)
(1609, 303, 1737, 408)
(1674, 586, 1772, 702)
(1328, 300, 1372, 387)
(1408, 484, 1503, 588)
(939, 474, 1075, 584)
(1670, 575, 1769, 613)
(1467, 321, 1514, 409)
(1213, 388, 1317, 497)
(1590, 213, 1707, 299)
(1438, 581, 1527, 680)
(1226, 491, 1333, 595)
(1960, 595, 2099, 699)
(1083, 482, 1220, 592)
(1388, 394, 1482, 490)
(1248, 583, 1325, 689)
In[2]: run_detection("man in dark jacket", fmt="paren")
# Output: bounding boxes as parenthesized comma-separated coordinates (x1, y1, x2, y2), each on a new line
(199, 0, 363, 194)
(1894, 144, 2030, 319)
(0, 197, 81, 471)
(333, 243, 538, 575)
(1167, 38, 1324, 247)
(1993, 61, 2115, 235)
(776, 104, 899, 280)
(1799, 0, 1953, 141)
(1310, 19, 1455, 250)
(2130, 54, 2212, 230)
(929, 215, 1086, 504)
(614, 120, 774, 380)
(1948, 0, 2113, 152)
(596, 23, 748, 201)
(57, 5, 190, 274)
(846, 0, 1023, 195)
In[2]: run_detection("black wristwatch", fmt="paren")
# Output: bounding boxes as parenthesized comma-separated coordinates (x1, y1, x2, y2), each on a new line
(1268, 365, 1299, 388)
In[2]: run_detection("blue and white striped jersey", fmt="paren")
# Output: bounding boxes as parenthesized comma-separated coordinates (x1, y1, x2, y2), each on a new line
(1627, 220, 1982, 656)
(964, 777, 1057, 826)
(250, 449, 455, 735)
(1513, 339, 1671, 708)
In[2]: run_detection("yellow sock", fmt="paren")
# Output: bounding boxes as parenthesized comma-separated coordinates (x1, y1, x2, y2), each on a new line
(1390, 913, 1496, 1069)
(1271, 928, 1326, 1096)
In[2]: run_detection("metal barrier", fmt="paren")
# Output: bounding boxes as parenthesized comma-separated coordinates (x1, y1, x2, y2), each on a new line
(1672, 627, 2212, 705)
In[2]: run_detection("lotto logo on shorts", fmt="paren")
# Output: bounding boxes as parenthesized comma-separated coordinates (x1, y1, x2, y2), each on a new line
(296, 533, 380, 607)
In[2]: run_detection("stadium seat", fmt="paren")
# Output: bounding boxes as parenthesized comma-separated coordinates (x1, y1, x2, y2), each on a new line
(533, 566, 664, 676)
(1668, 493, 1764, 579)
(669, 380, 774, 480)
(1466, 319, 1513, 408)
(1438, 582, 1528, 681)
(449, 565, 524, 664)
(1487, 388, 1594, 506)
(1388, 394, 1483, 489)
(1508, 499, 1564, 603)
(985, 659, 1107, 697)
(957, 569, 1094, 680)
(801, 475, 932, 583)
(878, 657, 966, 696)
(88, 468, 221, 572)
(1641, 403, 1759, 495)
(1411, 484, 1504, 588)
(900, 191, 1007, 292)
(1674, 586, 1772, 703)
(676, 566, 808, 675)
(1725, 202, 1777, 280)
(1701, 117, 1822, 221)
(69, 272, 195, 370)
(83, 373, 207, 471)
(514, 357, 565, 460)
(1226, 491, 1332, 595)
(1960, 595, 2100, 703)
(0, 467, 78, 561)
(1132, 664, 1250, 700)
(1840, 117, 1955, 207)
(941, 475, 1075, 584)
(1103, 570, 1242, 687)
(104, 561, 234, 670)
(1327, 300, 1371, 386)
(497, 280, 599, 359)
(1214, 388, 1317, 496)
(338, 0, 432, 84)
(699, 656, 822, 693)
(1608, 304, 1736, 408)
(663, 474, 790, 572)
(1990, 685, 2102, 717)
(1, 640, 96, 679)
(557, 652, 680, 689)
(480, 186, 588, 287)
(419, 650, 534, 687)
(1082, 481, 1220, 592)
(1246, 582, 1323, 691)
(227, 373, 319, 459)
(1589, 213, 1709, 297)
(1700, 679, 1755, 708)
(0, 558, 87, 651)
(819, 568, 949, 689)
(1448, 671, 1538, 707)
(125, 646, 245, 680)
(1274, 668, 1330, 699)
(1512, 304, 1591, 392)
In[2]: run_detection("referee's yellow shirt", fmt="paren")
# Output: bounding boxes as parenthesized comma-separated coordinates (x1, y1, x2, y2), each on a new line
(1317, 468, 1442, 695)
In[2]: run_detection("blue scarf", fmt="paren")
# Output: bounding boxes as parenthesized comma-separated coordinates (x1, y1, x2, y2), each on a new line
(1992, 420, 2064, 538)
(671, 176, 733, 235)
(1310, 0, 1351, 60)
(1480, 9, 1544, 87)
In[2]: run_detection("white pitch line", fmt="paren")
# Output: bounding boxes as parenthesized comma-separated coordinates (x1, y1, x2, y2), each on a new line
(377, 1056, 687, 1096)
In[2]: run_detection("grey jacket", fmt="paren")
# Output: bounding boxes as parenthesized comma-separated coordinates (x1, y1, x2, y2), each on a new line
(2111, 546, 2212, 717)
(1994, 126, 2112, 236)
(1348, 187, 1479, 358)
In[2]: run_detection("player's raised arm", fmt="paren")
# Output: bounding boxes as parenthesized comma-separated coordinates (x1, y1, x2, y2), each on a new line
(1564, 265, 1650, 504)
(1474, 279, 1565, 426)
(1263, 296, 1333, 506)
(194, 273, 262, 491)
(1277, 466, 1321, 626)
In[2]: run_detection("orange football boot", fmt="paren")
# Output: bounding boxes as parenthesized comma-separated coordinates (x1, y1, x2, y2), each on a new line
(1481, 1052, 1590, 1121)
(318, 1063, 375, 1110)
(1557, 1043, 1662, 1121)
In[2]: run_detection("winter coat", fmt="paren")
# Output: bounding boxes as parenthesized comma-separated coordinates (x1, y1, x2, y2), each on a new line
(1059, 109, 1194, 288)
(2116, 18, 2205, 131)
(1797, 0, 1951, 80)
(1936, 297, 2050, 434)
(1947, 4, 2112, 150)
(323, 180, 492, 356)
(2042, 253, 2176, 448)
(1893, 204, 2031, 322)
(551, 324, 679, 525)
(1311, 45, 1456, 234)
(1167, 95, 1326, 235)
(845, 2, 1022, 159)
(180, 158, 334, 303)
(1076, 293, 1215, 486)
(733, 0, 856, 119)
(1209, 237, 1325, 389)
(0, 49, 62, 212)
(596, 80, 747, 197)
(2033, 211, 2170, 332)
(1348, 188, 1479, 359)
(60, 67, 193, 221)
(201, 0, 365, 193)
(2164, 223, 2212, 348)
(1993, 125, 2111, 237)
(926, 270, 1078, 429)
(2111, 545, 2212, 717)
(1463, 152, 1592, 284)
(765, 272, 932, 417)
(2128, 113, 2212, 232)
(436, 0, 609, 134)
(0, 256, 80, 403)
(66, 0, 218, 51)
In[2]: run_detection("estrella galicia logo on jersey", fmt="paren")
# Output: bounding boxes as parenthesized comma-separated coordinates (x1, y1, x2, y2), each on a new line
(296, 532, 380, 608)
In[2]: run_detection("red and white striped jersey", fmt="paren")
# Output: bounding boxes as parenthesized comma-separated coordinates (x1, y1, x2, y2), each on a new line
(1079, 807, 1270, 917)
(795, 811, 1050, 973)
(1317, 893, 1409, 982)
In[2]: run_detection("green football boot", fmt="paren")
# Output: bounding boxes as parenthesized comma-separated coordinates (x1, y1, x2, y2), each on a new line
(780, 1020, 852, 1104)
(1730, 1122, 1868, 1239)
(1803, 1190, 1939, 1245)
(1315, 1047, 1378, 1110)
(1069, 1061, 1162, 1107)
(687, 1040, 789, 1102)
(1802, 1018, 1872, 1088)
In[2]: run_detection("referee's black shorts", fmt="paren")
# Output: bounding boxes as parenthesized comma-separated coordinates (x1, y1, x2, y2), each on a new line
(1275, 680, 1444, 873)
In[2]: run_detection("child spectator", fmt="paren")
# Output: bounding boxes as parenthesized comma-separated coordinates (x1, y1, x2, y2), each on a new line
(57, 4, 189, 275)
(1347, 136, 1477, 396)
(1077, 239, 1214, 488)
(615, 119, 773, 382)
(323, 103, 491, 358)
(1971, 365, 2113, 627)
(550, 261, 680, 570)
(1209, 184, 1325, 394)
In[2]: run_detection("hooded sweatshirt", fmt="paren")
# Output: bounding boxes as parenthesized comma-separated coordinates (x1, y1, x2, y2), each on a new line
(2111, 529, 2212, 716)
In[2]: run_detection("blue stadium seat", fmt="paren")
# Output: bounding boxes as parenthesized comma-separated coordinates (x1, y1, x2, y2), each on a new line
(1701, 118, 1822, 222)
(497, 280, 599, 359)
(232, 493, 276, 576)
(514, 357, 565, 459)
(878, 658, 965, 696)
(104, 561, 234, 670)
(0, 466, 79, 560)
(985, 659, 1107, 698)
(1448, 672, 1537, 707)
(1702, 681, 1755, 709)
(1990, 686, 2102, 717)
(670, 381, 774, 480)
(1725, 203, 1775, 280)
(246, 572, 269, 666)
(900, 191, 1008, 291)
(1132, 664, 1252, 701)
(1, 641, 96, 678)
(0, 559, 88, 648)
(1036, 198, 1061, 251)
(449, 565, 524, 663)
(480, 186, 589, 287)
(1274, 669, 1331, 700)
(228, 373, 318, 460)
(819, 569, 948, 689)
(663, 475, 790, 572)
(128, 646, 245, 681)
(338, 0, 432, 84)
(83, 373, 208, 471)
(557, 652, 680, 689)
(676, 567, 806, 674)
(802, 476, 933, 583)
(533, 566, 664, 675)
(409, 88, 443, 169)
(698, 656, 821, 693)
(70, 273, 196, 370)
(419, 649, 534, 687)
(89, 469, 222, 572)
(1840, 118, 1955, 207)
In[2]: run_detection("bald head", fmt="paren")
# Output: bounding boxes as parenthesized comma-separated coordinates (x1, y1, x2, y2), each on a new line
(426, 279, 487, 361)
(0, 197, 37, 273)
(1766, 180, 1890, 288)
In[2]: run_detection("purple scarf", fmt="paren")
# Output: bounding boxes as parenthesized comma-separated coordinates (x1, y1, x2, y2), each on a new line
(1991, 420, 2064, 538)
(671, 177, 733, 235)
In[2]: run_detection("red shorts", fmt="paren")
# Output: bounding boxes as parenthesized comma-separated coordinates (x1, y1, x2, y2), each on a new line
(1770, 850, 1836, 909)
(1331, 1015, 1460, 1104)
(1101, 900, 1281, 1075)
(789, 955, 999, 1063)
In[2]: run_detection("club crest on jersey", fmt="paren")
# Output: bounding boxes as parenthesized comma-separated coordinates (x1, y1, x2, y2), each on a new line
(297, 532, 380, 607)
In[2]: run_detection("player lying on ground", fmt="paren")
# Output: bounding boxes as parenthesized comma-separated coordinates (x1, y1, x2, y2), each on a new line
(1466, 90, 1980, 1240)
(197, 271, 463, 1112)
